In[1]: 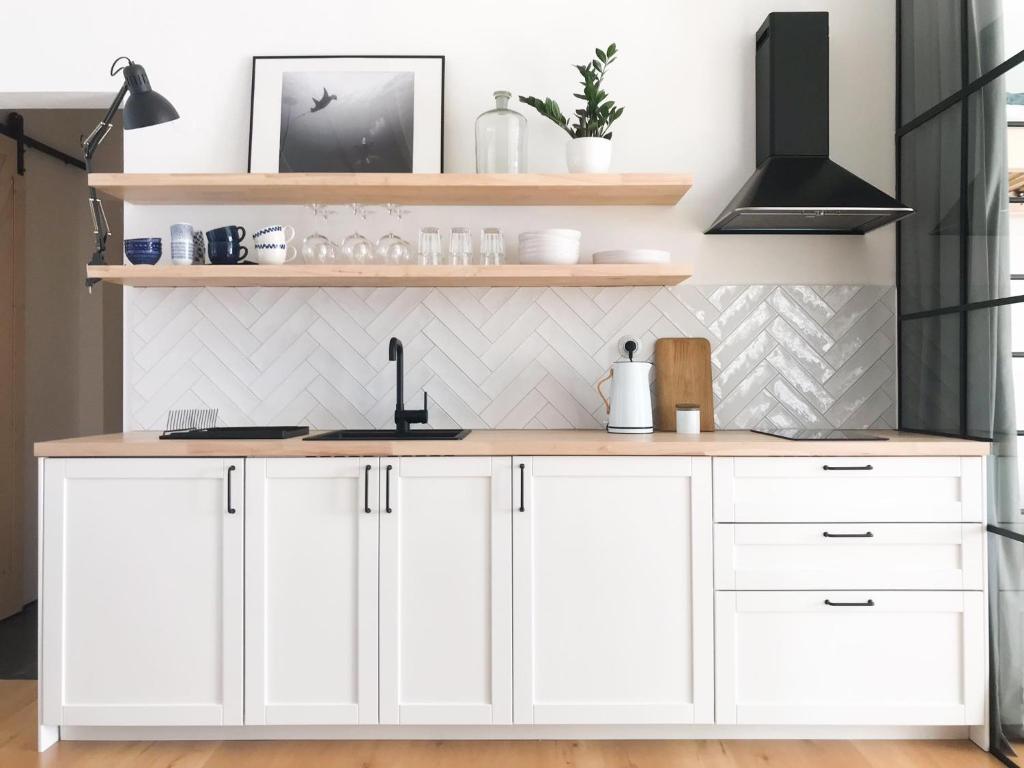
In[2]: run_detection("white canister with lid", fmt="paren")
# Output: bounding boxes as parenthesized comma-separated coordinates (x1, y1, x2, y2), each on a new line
(675, 404, 701, 434)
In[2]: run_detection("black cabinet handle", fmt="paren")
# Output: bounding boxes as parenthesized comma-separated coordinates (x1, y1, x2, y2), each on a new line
(823, 531, 874, 538)
(385, 464, 393, 513)
(226, 464, 236, 514)
(518, 463, 525, 512)
(824, 599, 875, 607)
(364, 464, 371, 514)
(822, 464, 874, 471)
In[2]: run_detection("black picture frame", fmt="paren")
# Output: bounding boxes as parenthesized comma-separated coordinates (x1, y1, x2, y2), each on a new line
(247, 54, 445, 174)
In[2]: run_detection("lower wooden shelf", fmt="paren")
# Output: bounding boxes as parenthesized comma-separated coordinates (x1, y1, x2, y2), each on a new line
(86, 263, 693, 288)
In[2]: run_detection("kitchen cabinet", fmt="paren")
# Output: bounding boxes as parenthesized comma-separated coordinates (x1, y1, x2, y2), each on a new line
(379, 457, 512, 724)
(245, 458, 379, 725)
(512, 456, 713, 724)
(715, 590, 985, 725)
(40, 458, 243, 727)
(713, 456, 987, 727)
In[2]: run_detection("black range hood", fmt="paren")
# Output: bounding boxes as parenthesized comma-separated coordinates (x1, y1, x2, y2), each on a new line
(707, 12, 913, 235)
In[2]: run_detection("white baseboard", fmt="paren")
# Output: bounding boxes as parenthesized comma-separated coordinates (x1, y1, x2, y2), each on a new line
(58, 724, 971, 742)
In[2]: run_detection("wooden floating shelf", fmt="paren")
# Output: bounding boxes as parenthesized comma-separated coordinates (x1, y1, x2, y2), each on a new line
(88, 172, 692, 206)
(86, 264, 693, 288)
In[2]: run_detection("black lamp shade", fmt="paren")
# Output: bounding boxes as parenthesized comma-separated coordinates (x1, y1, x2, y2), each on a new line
(123, 90, 179, 130)
(121, 62, 179, 130)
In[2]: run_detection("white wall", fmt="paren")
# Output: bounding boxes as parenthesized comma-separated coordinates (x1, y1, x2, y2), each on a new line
(0, 0, 897, 285)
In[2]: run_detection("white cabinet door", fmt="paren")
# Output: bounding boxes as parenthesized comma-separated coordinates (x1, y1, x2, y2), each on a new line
(245, 458, 379, 725)
(715, 590, 986, 725)
(380, 457, 512, 725)
(40, 458, 243, 727)
(513, 456, 713, 725)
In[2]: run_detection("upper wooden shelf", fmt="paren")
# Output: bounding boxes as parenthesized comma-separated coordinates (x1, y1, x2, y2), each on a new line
(87, 173, 692, 206)
(86, 263, 693, 288)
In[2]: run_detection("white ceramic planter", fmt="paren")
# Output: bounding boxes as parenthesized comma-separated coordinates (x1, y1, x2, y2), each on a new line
(566, 137, 612, 173)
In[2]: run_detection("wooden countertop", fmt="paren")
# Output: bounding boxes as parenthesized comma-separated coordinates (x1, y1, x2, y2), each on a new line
(34, 430, 990, 458)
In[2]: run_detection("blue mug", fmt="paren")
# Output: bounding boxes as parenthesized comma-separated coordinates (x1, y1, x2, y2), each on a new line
(206, 225, 246, 242)
(207, 240, 248, 264)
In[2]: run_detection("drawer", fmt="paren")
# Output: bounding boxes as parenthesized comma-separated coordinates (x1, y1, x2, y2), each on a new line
(714, 523, 984, 590)
(714, 590, 985, 725)
(713, 457, 983, 523)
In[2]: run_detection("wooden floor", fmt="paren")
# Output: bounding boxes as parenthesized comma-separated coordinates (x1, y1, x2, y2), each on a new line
(0, 681, 1003, 768)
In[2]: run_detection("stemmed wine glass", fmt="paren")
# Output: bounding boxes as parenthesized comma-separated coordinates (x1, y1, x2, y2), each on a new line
(375, 204, 413, 264)
(300, 204, 338, 265)
(339, 204, 375, 265)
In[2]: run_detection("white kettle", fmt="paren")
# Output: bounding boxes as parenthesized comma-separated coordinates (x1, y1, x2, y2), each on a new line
(596, 338, 654, 434)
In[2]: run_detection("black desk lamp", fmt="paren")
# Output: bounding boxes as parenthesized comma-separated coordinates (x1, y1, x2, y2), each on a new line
(83, 56, 179, 289)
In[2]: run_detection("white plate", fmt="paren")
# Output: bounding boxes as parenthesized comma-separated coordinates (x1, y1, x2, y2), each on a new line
(592, 249, 670, 264)
(518, 251, 581, 265)
(520, 229, 581, 240)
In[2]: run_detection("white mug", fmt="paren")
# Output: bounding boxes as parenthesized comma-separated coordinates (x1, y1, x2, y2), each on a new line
(254, 242, 298, 265)
(253, 225, 296, 265)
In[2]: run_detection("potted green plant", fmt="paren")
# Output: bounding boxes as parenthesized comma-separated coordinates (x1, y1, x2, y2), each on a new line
(519, 44, 624, 173)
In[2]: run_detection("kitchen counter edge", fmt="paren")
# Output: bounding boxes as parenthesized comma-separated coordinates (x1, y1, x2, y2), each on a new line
(34, 430, 991, 458)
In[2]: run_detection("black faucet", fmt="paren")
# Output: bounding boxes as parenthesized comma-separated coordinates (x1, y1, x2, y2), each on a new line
(389, 337, 428, 433)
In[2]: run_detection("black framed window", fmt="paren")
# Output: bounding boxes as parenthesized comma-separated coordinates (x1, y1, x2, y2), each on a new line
(897, 0, 1024, 441)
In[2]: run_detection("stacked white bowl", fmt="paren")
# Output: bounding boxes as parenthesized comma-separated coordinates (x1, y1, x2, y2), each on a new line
(518, 229, 581, 265)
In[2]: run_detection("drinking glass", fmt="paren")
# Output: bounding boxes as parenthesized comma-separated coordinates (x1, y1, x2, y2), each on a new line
(418, 227, 443, 265)
(301, 204, 338, 265)
(449, 227, 473, 266)
(480, 227, 505, 265)
(341, 203, 376, 264)
(375, 204, 413, 264)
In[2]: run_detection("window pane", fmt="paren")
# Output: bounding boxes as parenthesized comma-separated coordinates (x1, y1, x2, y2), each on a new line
(968, 62, 1024, 301)
(899, 104, 963, 313)
(900, 314, 962, 433)
(968, 0, 1024, 81)
(901, 0, 963, 123)
(966, 305, 1019, 438)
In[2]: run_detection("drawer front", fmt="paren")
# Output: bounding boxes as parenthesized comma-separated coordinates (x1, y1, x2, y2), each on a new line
(714, 590, 985, 726)
(713, 457, 983, 523)
(715, 523, 984, 590)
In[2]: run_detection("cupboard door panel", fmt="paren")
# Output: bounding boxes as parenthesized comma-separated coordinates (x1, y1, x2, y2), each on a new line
(379, 457, 511, 725)
(245, 458, 378, 725)
(715, 590, 985, 725)
(514, 456, 713, 725)
(42, 458, 243, 727)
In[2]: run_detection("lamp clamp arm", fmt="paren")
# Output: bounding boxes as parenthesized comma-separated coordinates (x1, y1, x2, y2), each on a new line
(82, 82, 128, 290)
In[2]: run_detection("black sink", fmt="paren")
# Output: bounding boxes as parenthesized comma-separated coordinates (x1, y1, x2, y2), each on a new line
(305, 429, 471, 441)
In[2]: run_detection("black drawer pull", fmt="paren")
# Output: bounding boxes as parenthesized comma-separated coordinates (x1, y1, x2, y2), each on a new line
(822, 464, 873, 471)
(518, 463, 525, 512)
(824, 599, 875, 607)
(226, 465, 237, 514)
(364, 464, 371, 514)
(823, 531, 874, 538)
(385, 464, 393, 513)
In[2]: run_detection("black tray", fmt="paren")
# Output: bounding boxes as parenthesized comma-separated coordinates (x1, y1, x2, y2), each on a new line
(159, 426, 310, 440)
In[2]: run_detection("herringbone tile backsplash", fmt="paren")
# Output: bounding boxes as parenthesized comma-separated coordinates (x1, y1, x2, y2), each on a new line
(126, 284, 896, 431)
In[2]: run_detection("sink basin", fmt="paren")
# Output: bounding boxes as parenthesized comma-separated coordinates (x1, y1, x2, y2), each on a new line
(305, 429, 471, 441)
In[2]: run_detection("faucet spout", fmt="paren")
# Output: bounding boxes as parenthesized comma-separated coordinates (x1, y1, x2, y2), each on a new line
(389, 337, 427, 433)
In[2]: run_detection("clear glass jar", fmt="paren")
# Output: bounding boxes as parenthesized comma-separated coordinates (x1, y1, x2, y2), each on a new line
(475, 90, 527, 173)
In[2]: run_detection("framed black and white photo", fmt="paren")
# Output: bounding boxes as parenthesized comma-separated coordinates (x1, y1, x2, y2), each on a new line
(248, 55, 444, 173)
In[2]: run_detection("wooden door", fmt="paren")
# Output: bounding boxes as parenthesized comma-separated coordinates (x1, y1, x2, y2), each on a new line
(40, 458, 244, 727)
(513, 456, 714, 724)
(380, 457, 512, 725)
(0, 136, 24, 619)
(245, 457, 379, 725)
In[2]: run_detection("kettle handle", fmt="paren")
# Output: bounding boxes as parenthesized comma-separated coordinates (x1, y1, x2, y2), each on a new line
(596, 369, 613, 414)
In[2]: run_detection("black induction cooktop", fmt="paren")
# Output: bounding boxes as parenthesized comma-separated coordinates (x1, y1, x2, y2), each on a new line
(751, 428, 890, 441)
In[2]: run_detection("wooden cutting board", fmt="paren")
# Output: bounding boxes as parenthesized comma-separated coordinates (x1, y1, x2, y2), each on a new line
(654, 338, 715, 432)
